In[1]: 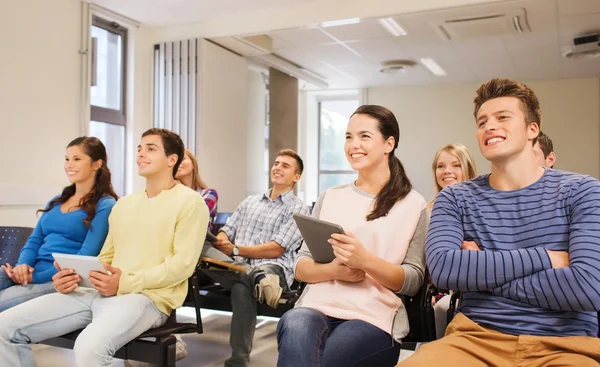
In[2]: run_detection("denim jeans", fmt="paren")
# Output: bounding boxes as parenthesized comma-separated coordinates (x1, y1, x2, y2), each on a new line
(202, 242, 288, 367)
(277, 307, 401, 367)
(0, 288, 167, 367)
(0, 271, 56, 312)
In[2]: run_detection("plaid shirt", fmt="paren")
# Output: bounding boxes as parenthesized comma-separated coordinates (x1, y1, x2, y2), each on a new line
(221, 189, 309, 287)
(197, 188, 218, 233)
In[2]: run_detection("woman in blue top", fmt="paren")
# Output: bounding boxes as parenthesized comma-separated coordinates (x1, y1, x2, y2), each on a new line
(0, 137, 118, 312)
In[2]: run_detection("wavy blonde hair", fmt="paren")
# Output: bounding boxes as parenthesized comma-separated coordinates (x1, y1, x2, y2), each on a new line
(432, 143, 477, 194)
(184, 149, 208, 190)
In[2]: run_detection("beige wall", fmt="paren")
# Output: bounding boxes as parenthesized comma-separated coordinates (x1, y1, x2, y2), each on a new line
(0, 0, 83, 226)
(197, 40, 248, 212)
(367, 78, 600, 201)
(246, 69, 268, 197)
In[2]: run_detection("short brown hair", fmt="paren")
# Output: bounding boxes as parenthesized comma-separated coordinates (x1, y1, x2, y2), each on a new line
(277, 149, 304, 174)
(142, 128, 185, 178)
(536, 131, 554, 158)
(473, 78, 542, 131)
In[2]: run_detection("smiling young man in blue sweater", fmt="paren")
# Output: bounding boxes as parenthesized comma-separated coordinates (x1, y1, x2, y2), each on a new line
(399, 78, 600, 366)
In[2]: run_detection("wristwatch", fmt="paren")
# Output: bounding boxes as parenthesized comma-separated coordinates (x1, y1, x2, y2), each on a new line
(232, 245, 240, 256)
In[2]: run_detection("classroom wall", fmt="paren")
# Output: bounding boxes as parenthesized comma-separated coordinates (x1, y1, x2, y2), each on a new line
(367, 78, 600, 201)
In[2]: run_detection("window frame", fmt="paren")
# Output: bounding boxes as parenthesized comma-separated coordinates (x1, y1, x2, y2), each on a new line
(90, 16, 127, 126)
(317, 97, 358, 192)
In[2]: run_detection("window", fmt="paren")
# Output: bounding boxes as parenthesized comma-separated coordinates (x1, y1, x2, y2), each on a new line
(318, 99, 359, 192)
(90, 16, 127, 196)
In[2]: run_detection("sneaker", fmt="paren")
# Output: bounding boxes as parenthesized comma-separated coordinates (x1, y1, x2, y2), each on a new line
(123, 335, 187, 367)
(253, 274, 282, 309)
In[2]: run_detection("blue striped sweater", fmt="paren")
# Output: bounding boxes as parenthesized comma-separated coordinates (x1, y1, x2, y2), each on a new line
(427, 169, 600, 337)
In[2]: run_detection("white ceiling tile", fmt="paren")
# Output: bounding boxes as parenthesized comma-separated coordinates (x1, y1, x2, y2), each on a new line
(270, 34, 295, 50)
(270, 28, 333, 47)
(510, 46, 562, 80)
(302, 43, 367, 67)
(320, 19, 390, 41)
(560, 57, 600, 78)
(558, 0, 600, 17)
(346, 39, 413, 65)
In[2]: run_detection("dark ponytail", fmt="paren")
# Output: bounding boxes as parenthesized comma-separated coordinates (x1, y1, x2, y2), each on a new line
(351, 105, 412, 221)
(38, 137, 119, 227)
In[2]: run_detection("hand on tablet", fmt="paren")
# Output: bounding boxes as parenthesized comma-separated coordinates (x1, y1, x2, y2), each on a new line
(213, 240, 235, 256)
(52, 261, 81, 294)
(329, 258, 365, 283)
(89, 264, 121, 297)
(329, 232, 371, 270)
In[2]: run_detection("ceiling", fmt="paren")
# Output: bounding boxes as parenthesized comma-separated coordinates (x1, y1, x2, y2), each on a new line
(90, 0, 324, 27)
(91, 0, 600, 89)
(255, 0, 600, 88)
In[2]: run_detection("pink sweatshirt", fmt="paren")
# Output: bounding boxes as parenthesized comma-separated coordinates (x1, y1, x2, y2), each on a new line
(295, 184, 428, 340)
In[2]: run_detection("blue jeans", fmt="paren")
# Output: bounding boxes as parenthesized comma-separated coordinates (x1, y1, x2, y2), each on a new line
(0, 288, 167, 367)
(277, 307, 401, 367)
(0, 271, 56, 312)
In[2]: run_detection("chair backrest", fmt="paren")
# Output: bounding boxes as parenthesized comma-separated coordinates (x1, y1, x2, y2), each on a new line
(213, 212, 233, 234)
(403, 280, 437, 343)
(0, 227, 34, 265)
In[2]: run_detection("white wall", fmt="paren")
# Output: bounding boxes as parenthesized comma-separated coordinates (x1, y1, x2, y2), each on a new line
(367, 78, 600, 201)
(197, 40, 248, 212)
(246, 69, 267, 197)
(0, 0, 83, 226)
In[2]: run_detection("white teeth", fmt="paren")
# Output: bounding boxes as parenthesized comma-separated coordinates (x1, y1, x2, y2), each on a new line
(486, 137, 505, 145)
(351, 153, 366, 158)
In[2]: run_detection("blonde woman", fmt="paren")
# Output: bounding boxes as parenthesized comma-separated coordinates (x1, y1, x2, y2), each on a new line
(428, 144, 477, 212)
(176, 149, 218, 232)
(429, 143, 477, 339)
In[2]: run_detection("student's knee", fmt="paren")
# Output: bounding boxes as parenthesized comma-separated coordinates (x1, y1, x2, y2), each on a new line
(230, 282, 252, 300)
(277, 307, 324, 339)
(74, 334, 113, 366)
(0, 313, 27, 344)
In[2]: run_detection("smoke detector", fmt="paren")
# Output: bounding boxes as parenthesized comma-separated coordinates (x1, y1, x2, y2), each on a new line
(563, 33, 600, 59)
(379, 60, 416, 74)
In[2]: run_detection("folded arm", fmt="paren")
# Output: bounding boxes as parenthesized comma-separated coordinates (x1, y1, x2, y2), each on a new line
(427, 190, 552, 292)
(491, 178, 600, 311)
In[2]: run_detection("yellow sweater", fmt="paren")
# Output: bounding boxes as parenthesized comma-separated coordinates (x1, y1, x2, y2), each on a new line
(99, 184, 208, 315)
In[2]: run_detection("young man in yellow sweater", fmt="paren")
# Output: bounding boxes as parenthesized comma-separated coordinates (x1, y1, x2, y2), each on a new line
(0, 128, 208, 367)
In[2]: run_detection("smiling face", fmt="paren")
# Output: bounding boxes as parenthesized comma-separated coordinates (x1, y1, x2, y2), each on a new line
(476, 96, 539, 163)
(435, 151, 465, 190)
(64, 144, 100, 184)
(271, 155, 300, 188)
(136, 134, 178, 178)
(175, 153, 193, 181)
(344, 113, 394, 173)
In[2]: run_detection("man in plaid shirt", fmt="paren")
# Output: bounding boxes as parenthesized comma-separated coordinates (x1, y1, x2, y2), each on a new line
(204, 149, 309, 367)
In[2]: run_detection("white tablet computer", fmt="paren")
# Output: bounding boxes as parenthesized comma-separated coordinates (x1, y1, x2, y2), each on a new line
(52, 253, 106, 288)
(293, 213, 344, 263)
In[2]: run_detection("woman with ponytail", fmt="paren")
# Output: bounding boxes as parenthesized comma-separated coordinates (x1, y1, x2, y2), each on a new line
(0, 137, 117, 312)
(277, 105, 428, 367)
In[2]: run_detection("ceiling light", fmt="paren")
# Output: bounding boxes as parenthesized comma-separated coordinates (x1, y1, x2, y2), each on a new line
(379, 60, 416, 74)
(320, 18, 361, 28)
(420, 58, 447, 76)
(377, 18, 407, 36)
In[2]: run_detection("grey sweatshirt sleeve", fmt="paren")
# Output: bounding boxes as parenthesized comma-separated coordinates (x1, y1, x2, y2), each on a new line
(398, 208, 429, 297)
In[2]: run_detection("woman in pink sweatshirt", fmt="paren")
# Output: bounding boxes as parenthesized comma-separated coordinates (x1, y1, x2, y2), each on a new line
(277, 105, 428, 367)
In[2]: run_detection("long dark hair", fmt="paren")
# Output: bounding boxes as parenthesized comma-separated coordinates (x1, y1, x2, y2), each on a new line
(351, 105, 412, 221)
(38, 137, 119, 227)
